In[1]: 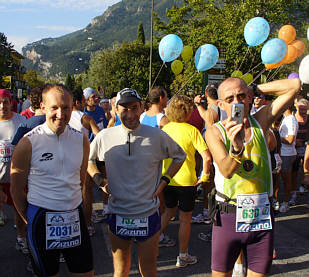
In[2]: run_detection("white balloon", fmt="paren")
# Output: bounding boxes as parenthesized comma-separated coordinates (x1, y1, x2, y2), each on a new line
(299, 55, 309, 84)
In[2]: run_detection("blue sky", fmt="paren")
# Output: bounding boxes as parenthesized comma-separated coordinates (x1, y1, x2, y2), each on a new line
(1, 0, 121, 53)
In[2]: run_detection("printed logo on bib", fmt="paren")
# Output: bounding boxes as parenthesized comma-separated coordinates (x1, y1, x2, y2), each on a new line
(116, 216, 148, 237)
(46, 209, 81, 250)
(236, 193, 272, 232)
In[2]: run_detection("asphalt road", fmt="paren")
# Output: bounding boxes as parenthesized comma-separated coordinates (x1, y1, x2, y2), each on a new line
(1, 192, 309, 277)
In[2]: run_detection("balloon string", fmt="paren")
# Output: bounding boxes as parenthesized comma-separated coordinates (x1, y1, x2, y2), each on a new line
(266, 69, 273, 80)
(248, 62, 262, 74)
(249, 68, 266, 86)
(268, 66, 283, 81)
(150, 62, 166, 90)
(237, 46, 250, 72)
(176, 72, 196, 95)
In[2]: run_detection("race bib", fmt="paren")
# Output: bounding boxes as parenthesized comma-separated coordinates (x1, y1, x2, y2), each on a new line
(46, 209, 81, 250)
(236, 192, 272, 232)
(0, 140, 13, 163)
(116, 216, 148, 237)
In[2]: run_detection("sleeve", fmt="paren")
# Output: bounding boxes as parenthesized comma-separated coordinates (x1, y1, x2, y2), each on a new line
(160, 130, 186, 163)
(287, 117, 298, 136)
(191, 126, 208, 154)
(88, 134, 105, 163)
(11, 124, 29, 145)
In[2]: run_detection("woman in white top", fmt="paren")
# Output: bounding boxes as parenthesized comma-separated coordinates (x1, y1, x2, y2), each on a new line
(279, 106, 299, 212)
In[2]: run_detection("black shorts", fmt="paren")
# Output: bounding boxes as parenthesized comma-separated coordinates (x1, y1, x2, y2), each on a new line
(27, 204, 93, 276)
(163, 185, 196, 212)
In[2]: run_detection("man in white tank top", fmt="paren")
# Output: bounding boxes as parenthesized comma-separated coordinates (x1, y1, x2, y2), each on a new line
(11, 84, 93, 277)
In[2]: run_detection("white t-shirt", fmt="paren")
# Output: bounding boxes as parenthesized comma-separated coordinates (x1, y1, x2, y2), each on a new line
(279, 115, 299, 156)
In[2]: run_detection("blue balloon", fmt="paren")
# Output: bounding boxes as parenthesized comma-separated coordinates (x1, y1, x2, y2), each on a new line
(159, 34, 183, 63)
(194, 44, 219, 72)
(244, 17, 270, 47)
(261, 38, 287, 64)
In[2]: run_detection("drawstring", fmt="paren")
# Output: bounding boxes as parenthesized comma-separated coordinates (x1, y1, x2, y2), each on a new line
(127, 133, 131, 156)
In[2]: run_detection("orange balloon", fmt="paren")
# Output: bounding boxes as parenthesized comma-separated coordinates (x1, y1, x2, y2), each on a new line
(278, 25, 296, 44)
(265, 60, 284, 70)
(290, 40, 306, 57)
(281, 45, 298, 64)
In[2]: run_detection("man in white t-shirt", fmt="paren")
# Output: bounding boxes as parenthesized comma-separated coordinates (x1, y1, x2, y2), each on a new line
(279, 106, 299, 212)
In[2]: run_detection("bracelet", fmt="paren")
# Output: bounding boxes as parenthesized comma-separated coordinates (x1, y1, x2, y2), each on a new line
(200, 173, 210, 182)
(93, 173, 104, 188)
(163, 174, 171, 181)
(160, 175, 170, 185)
(230, 144, 244, 157)
(229, 152, 242, 164)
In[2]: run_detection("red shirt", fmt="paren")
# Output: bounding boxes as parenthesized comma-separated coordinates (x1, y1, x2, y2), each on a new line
(20, 108, 35, 119)
(187, 108, 204, 132)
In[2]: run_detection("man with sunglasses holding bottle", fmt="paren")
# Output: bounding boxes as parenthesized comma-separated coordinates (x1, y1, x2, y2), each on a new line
(205, 77, 300, 277)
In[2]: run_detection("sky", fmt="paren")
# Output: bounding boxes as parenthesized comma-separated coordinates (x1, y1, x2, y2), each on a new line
(1, 0, 121, 53)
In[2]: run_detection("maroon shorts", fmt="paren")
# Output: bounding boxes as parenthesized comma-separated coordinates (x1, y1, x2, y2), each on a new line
(0, 183, 13, 206)
(212, 211, 274, 274)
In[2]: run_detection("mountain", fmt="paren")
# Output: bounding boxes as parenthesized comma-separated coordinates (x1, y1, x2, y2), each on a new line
(22, 0, 181, 78)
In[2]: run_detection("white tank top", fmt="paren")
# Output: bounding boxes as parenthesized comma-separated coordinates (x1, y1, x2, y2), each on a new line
(26, 123, 84, 210)
(69, 110, 89, 137)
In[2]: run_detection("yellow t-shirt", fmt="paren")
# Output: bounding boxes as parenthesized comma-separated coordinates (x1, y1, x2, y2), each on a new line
(162, 122, 208, 186)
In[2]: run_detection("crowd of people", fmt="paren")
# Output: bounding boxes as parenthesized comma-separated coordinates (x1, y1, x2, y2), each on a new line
(0, 75, 307, 277)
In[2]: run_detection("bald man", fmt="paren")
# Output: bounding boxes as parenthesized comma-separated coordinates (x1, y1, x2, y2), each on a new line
(205, 78, 300, 277)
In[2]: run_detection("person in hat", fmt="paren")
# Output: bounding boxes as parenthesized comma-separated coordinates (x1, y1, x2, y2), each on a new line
(88, 88, 186, 276)
(83, 87, 108, 141)
(0, 89, 26, 249)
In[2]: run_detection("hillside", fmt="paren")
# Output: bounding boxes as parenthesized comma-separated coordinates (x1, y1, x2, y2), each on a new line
(22, 0, 181, 78)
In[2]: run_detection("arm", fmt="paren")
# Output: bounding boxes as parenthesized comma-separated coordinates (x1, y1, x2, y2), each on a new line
(303, 145, 309, 185)
(194, 95, 218, 128)
(10, 137, 32, 223)
(80, 135, 90, 189)
(255, 78, 301, 131)
(159, 116, 169, 129)
(281, 135, 296, 145)
(82, 114, 100, 136)
(205, 121, 243, 179)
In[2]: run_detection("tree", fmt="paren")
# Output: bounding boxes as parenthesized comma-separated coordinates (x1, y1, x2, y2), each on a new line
(85, 41, 173, 99)
(154, 0, 309, 90)
(0, 33, 14, 86)
(137, 22, 146, 45)
(65, 73, 75, 91)
(24, 69, 44, 88)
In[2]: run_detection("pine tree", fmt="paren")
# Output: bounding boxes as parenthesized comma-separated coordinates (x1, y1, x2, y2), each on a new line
(137, 22, 145, 45)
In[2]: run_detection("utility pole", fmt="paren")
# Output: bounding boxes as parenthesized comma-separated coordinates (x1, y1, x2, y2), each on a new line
(148, 0, 154, 93)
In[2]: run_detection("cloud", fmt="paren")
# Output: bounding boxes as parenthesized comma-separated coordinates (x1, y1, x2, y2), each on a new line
(0, 0, 120, 10)
(34, 25, 80, 32)
(6, 35, 32, 53)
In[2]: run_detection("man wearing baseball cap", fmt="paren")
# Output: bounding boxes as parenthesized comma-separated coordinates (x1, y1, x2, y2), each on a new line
(83, 87, 108, 141)
(88, 88, 186, 276)
(0, 89, 26, 252)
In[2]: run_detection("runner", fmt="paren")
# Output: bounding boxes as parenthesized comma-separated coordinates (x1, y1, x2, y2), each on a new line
(140, 86, 169, 128)
(279, 106, 298, 212)
(205, 77, 300, 276)
(88, 88, 186, 277)
(0, 89, 26, 253)
(10, 84, 93, 277)
(160, 95, 211, 267)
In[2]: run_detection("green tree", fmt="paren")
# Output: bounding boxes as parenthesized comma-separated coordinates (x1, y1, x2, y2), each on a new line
(24, 69, 44, 88)
(137, 22, 146, 45)
(85, 41, 173, 99)
(154, 0, 309, 90)
(0, 33, 14, 86)
(65, 73, 75, 91)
